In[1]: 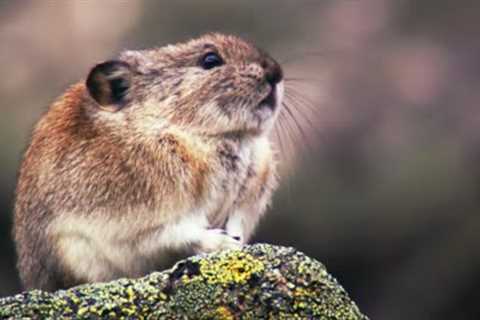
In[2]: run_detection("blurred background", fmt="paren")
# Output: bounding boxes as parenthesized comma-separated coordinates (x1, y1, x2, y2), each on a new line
(1, 1, 479, 319)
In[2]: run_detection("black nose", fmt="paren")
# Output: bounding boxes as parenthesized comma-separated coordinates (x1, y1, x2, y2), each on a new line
(262, 55, 283, 86)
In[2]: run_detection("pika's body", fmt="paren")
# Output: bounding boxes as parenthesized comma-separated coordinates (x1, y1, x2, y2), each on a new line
(14, 33, 283, 291)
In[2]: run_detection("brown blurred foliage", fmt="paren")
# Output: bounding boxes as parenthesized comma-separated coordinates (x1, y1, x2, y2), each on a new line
(1, 1, 480, 319)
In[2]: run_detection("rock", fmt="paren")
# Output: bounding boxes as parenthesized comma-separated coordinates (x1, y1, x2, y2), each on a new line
(0, 244, 368, 319)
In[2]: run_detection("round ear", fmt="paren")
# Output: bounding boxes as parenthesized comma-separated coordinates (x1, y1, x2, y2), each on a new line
(86, 60, 132, 112)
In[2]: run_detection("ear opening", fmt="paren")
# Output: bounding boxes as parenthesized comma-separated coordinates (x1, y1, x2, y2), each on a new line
(86, 60, 132, 112)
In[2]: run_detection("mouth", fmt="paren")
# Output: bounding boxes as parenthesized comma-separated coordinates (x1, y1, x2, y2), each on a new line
(257, 86, 277, 111)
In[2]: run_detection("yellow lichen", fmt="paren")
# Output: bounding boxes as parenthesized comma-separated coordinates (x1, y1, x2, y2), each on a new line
(158, 292, 168, 300)
(293, 287, 314, 297)
(126, 287, 136, 300)
(77, 307, 88, 316)
(215, 306, 234, 320)
(198, 251, 264, 285)
(122, 305, 137, 316)
(66, 292, 81, 304)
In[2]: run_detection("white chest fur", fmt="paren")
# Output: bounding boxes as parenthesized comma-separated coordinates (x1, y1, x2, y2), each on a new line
(207, 139, 254, 227)
(49, 137, 272, 283)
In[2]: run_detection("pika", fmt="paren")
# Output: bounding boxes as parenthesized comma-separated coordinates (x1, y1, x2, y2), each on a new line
(14, 33, 283, 291)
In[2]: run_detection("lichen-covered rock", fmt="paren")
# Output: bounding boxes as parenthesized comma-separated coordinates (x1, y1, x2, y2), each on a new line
(0, 244, 368, 319)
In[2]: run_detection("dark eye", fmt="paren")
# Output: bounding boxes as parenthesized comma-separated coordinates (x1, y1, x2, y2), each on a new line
(200, 52, 224, 70)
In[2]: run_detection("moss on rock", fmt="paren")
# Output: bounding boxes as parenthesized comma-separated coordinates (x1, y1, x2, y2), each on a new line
(0, 244, 368, 319)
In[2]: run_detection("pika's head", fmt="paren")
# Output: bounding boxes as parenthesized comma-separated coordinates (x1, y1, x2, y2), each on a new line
(85, 33, 283, 137)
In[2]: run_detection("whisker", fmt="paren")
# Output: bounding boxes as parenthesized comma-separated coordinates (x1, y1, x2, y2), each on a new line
(284, 93, 353, 129)
(281, 103, 332, 148)
(283, 103, 309, 140)
(285, 86, 318, 106)
(284, 92, 319, 116)
(274, 118, 286, 162)
(283, 88, 354, 147)
(284, 77, 323, 83)
(278, 112, 297, 159)
(282, 102, 316, 155)
(279, 107, 307, 163)
(285, 88, 321, 116)
(273, 114, 295, 203)
(274, 80, 355, 169)
(284, 91, 319, 118)
(283, 96, 320, 132)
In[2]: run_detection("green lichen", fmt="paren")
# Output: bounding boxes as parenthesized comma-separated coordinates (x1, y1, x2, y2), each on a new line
(0, 244, 368, 319)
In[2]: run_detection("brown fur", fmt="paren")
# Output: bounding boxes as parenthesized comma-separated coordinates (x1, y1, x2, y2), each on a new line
(14, 33, 283, 291)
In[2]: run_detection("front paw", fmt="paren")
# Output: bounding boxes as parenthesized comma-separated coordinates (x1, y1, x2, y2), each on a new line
(195, 229, 242, 254)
